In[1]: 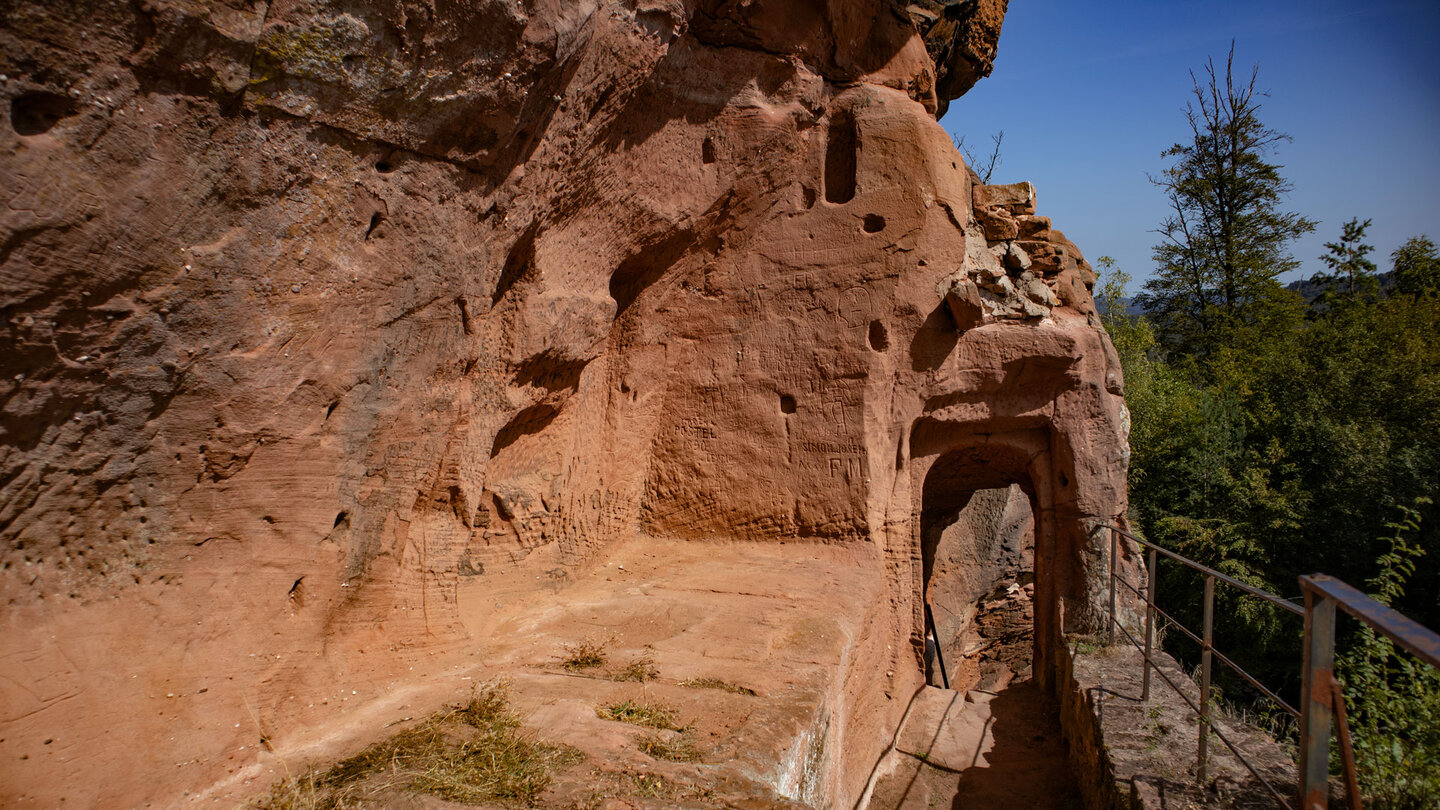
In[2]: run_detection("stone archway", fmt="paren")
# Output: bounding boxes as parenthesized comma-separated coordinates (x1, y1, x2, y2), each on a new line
(907, 423, 1087, 690)
(922, 481, 1035, 691)
(916, 434, 1051, 690)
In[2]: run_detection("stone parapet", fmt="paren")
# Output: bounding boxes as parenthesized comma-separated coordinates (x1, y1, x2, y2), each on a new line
(1055, 640, 1299, 810)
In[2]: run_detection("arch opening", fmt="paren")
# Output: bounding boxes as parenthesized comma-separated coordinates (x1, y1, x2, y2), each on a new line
(920, 442, 1040, 692)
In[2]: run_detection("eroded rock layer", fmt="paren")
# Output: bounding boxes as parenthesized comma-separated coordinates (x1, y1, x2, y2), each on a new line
(1, 0, 1130, 805)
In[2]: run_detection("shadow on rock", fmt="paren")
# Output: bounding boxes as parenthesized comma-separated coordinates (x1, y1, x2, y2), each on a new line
(952, 682, 1081, 810)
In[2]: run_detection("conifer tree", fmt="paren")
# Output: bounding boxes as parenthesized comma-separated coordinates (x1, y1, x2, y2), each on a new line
(1137, 45, 1315, 358)
(1313, 217, 1379, 301)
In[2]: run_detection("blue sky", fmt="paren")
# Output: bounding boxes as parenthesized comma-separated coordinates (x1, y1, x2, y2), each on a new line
(941, 0, 1440, 293)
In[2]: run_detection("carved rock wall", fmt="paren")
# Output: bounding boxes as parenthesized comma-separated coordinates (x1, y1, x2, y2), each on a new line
(0, 0, 1129, 805)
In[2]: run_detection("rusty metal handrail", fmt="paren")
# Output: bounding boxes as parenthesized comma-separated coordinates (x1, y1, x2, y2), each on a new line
(1104, 524, 1299, 808)
(1103, 524, 1440, 810)
(1297, 574, 1440, 810)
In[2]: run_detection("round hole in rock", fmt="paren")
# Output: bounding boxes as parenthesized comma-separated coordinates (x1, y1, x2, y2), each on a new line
(868, 320, 889, 351)
(702, 136, 716, 165)
(780, 394, 797, 414)
(862, 214, 886, 233)
(10, 91, 78, 136)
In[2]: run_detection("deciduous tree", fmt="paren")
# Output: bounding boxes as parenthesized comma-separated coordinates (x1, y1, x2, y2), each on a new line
(1392, 235, 1440, 299)
(1136, 45, 1314, 359)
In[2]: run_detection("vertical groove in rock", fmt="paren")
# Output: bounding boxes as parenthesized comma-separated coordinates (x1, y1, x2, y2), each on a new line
(825, 108, 858, 204)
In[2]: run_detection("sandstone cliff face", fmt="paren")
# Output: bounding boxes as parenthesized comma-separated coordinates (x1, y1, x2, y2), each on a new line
(0, 0, 1129, 805)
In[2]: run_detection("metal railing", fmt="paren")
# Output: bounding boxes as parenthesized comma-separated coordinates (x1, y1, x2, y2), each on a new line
(925, 601, 950, 689)
(1101, 524, 1440, 810)
(1104, 524, 1302, 807)
(1297, 574, 1440, 810)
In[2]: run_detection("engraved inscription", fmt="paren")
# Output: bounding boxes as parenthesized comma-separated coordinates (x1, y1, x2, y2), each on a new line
(839, 286, 871, 328)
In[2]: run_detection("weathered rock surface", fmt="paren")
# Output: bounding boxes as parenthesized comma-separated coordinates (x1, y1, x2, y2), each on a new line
(897, 0, 1009, 118)
(0, 0, 1129, 806)
(862, 682, 1080, 809)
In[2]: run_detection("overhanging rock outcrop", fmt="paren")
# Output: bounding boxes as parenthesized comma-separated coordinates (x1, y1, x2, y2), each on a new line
(1, 0, 1131, 805)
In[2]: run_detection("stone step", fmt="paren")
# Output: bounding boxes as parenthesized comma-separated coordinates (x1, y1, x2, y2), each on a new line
(895, 686, 993, 772)
(862, 683, 1081, 810)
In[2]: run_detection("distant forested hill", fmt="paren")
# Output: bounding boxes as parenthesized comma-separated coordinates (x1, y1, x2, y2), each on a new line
(1098, 272, 1398, 318)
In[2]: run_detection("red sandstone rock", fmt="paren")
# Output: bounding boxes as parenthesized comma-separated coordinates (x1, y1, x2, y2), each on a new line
(972, 180, 1037, 215)
(1017, 213, 1055, 240)
(899, 0, 1010, 118)
(975, 204, 1019, 241)
(0, 0, 1132, 806)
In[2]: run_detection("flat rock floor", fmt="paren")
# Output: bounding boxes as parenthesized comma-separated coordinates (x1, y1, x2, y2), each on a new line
(218, 537, 903, 808)
(864, 682, 1082, 810)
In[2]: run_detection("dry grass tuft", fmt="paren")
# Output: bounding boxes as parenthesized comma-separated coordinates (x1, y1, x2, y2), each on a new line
(610, 650, 659, 683)
(251, 682, 580, 809)
(251, 771, 350, 810)
(635, 732, 702, 762)
(560, 637, 611, 671)
(677, 677, 757, 696)
(596, 698, 680, 730)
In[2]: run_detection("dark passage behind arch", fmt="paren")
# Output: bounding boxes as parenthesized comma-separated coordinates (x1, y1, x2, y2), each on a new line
(921, 443, 1036, 579)
(920, 442, 1039, 691)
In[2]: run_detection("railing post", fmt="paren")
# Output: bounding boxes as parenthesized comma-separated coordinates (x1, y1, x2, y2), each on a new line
(925, 602, 950, 690)
(1198, 574, 1214, 785)
(1143, 546, 1157, 702)
(1108, 526, 1118, 644)
(1298, 583, 1337, 810)
(1329, 673, 1362, 810)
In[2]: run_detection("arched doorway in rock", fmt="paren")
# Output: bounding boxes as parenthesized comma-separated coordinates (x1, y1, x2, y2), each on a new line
(915, 433, 1054, 692)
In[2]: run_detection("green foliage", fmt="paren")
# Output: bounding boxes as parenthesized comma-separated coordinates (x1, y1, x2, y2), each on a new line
(1336, 501, 1440, 809)
(1096, 256, 1157, 365)
(1313, 217, 1380, 302)
(1391, 235, 1440, 300)
(1125, 285, 1440, 696)
(1136, 45, 1315, 359)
